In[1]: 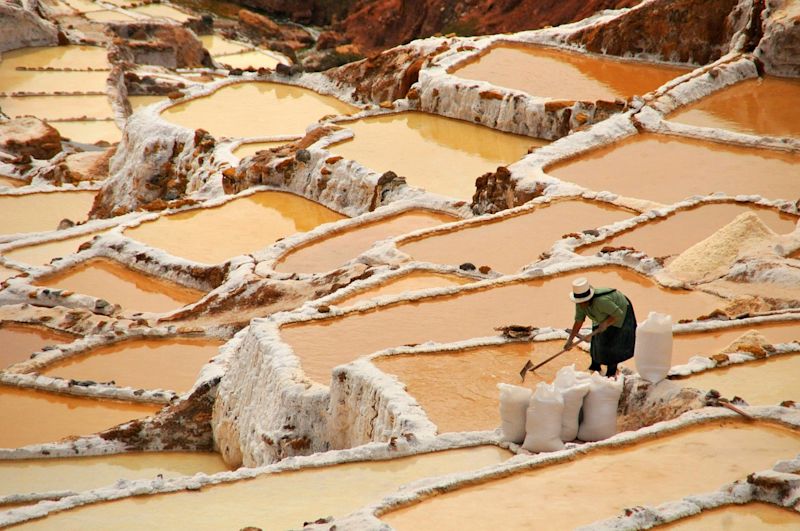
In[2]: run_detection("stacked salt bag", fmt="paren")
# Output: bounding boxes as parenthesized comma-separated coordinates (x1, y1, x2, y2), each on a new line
(577, 372, 625, 442)
(553, 365, 591, 442)
(634, 312, 673, 384)
(521, 382, 564, 452)
(498, 383, 532, 443)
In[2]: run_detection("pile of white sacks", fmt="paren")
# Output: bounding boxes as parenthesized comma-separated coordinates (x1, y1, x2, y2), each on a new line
(499, 312, 673, 453)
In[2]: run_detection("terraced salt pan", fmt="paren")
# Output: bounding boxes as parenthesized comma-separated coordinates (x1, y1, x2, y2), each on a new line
(35, 258, 204, 314)
(83, 10, 137, 22)
(670, 322, 800, 367)
(382, 422, 800, 530)
(0, 46, 109, 70)
(676, 354, 800, 405)
(129, 4, 193, 21)
(0, 265, 20, 282)
(669, 76, 800, 138)
(215, 51, 284, 70)
(13, 446, 511, 530)
(659, 502, 800, 529)
(199, 35, 250, 56)
(41, 338, 223, 393)
(162, 81, 356, 138)
(452, 43, 688, 102)
(232, 141, 288, 159)
(61, 0, 104, 12)
(0, 452, 229, 499)
(546, 133, 800, 204)
(0, 71, 110, 95)
(4, 232, 101, 267)
(124, 192, 345, 264)
(0, 192, 95, 237)
(580, 202, 798, 260)
(0, 177, 23, 188)
(374, 341, 585, 433)
(399, 199, 634, 273)
(329, 111, 545, 199)
(275, 210, 457, 274)
(0, 323, 78, 369)
(336, 271, 473, 308)
(51, 120, 122, 144)
(0, 95, 113, 121)
(128, 95, 167, 111)
(281, 267, 723, 383)
(0, 385, 161, 448)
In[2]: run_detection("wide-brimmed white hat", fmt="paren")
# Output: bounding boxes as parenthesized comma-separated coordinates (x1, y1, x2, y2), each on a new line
(569, 277, 594, 303)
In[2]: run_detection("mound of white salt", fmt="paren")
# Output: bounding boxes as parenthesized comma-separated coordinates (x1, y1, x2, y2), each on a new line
(665, 212, 777, 282)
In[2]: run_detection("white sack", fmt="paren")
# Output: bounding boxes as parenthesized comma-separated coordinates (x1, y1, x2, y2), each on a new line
(553, 365, 591, 442)
(521, 382, 565, 453)
(577, 373, 624, 442)
(634, 311, 673, 384)
(498, 383, 532, 443)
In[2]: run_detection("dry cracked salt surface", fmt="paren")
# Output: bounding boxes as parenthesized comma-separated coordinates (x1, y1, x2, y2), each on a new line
(1, 3, 800, 530)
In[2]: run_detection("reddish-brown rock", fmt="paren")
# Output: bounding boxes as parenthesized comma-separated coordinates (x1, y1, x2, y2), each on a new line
(0, 117, 61, 160)
(0, 1, 58, 53)
(756, 0, 800, 76)
(109, 22, 211, 68)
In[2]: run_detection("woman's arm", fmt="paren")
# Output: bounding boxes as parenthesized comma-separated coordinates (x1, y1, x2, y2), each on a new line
(564, 320, 584, 350)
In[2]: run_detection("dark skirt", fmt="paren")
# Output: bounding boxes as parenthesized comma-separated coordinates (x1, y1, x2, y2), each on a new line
(590, 298, 637, 366)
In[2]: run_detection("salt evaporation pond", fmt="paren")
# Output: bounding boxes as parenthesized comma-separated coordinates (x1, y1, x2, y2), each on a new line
(659, 502, 800, 530)
(83, 10, 137, 22)
(41, 338, 223, 393)
(0, 95, 113, 120)
(0, 452, 229, 499)
(199, 35, 250, 56)
(128, 95, 167, 111)
(374, 341, 585, 433)
(0, 265, 19, 282)
(669, 76, 800, 138)
(215, 51, 284, 70)
(399, 199, 634, 273)
(232, 140, 287, 159)
(0, 71, 109, 94)
(580, 202, 798, 259)
(4, 232, 101, 267)
(275, 210, 457, 274)
(50, 120, 121, 144)
(329, 111, 544, 199)
(282, 267, 723, 383)
(336, 271, 473, 308)
(124, 192, 345, 264)
(671, 322, 799, 365)
(0, 323, 78, 369)
(0, 192, 95, 237)
(0, 176, 23, 188)
(382, 422, 800, 529)
(129, 4, 193, 21)
(0, 46, 108, 70)
(14, 446, 510, 530)
(546, 133, 800, 204)
(35, 258, 204, 314)
(61, 0, 103, 12)
(162, 82, 356, 139)
(451, 43, 687, 101)
(676, 354, 800, 405)
(0, 385, 161, 448)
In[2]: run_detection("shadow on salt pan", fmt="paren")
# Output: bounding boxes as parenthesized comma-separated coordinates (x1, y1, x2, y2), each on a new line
(329, 111, 545, 199)
(382, 422, 800, 530)
(13, 446, 510, 530)
(0, 322, 79, 369)
(546, 133, 800, 205)
(281, 266, 724, 384)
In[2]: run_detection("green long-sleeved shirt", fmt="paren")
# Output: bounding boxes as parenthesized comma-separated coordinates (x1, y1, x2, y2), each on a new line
(573, 288, 629, 328)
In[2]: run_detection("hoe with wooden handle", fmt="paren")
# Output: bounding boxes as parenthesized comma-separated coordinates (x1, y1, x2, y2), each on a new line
(519, 333, 595, 382)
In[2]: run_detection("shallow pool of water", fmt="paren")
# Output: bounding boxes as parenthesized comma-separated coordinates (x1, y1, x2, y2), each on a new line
(0, 46, 108, 70)
(275, 210, 456, 274)
(215, 51, 283, 70)
(659, 502, 800, 530)
(232, 141, 288, 159)
(0, 176, 23, 188)
(0, 265, 20, 281)
(35, 258, 204, 314)
(546, 133, 800, 205)
(676, 353, 800, 405)
(0, 452, 229, 499)
(130, 4, 193, 21)
(162, 81, 356, 138)
(0, 192, 95, 237)
(83, 10, 137, 21)
(4, 232, 99, 267)
(671, 321, 800, 366)
(199, 35, 250, 56)
(580, 202, 798, 260)
(400, 199, 634, 273)
(52, 120, 121, 144)
(336, 271, 473, 308)
(124, 192, 345, 264)
(374, 341, 586, 433)
(282, 267, 723, 383)
(0, 385, 162, 448)
(0, 95, 113, 121)
(382, 422, 800, 530)
(61, 0, 103, 12)
(0, 71, 109, 95)
(329, 111, 545, 199)
(42, 338, 223, 393)
(669, 76, 800, 139)
(128, 95, 167, 112)
(0, 322, 78, 369)
(14, 446, 510, 530)
(452, 44, 687, 102)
